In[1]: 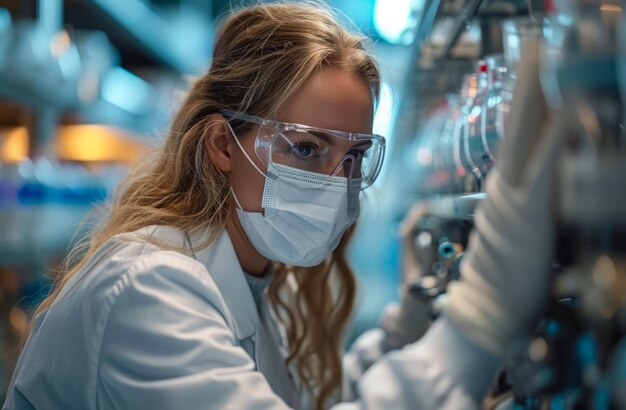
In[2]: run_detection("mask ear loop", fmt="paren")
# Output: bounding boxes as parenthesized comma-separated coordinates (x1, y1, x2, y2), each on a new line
(225, 121, 267, 211)
(229, 187, 245, 210)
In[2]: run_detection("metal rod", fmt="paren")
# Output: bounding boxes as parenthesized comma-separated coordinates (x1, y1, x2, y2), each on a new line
(37, 0, 63, 34)
(439, 0, 486, 59)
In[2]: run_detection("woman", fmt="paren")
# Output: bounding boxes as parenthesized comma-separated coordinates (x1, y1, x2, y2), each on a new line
(4, 3, 565, 410)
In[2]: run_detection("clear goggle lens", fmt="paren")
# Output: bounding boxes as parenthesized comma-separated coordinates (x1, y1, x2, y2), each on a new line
(240, 117, 385, 190)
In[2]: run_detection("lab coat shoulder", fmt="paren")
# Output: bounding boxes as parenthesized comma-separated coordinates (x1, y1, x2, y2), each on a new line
(98, 238, 498, 410)
(91, 235, 292, 410)
(5, 226, 495, 410)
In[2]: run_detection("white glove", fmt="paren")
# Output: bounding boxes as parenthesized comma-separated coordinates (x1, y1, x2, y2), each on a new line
(443, 38, 571, 357)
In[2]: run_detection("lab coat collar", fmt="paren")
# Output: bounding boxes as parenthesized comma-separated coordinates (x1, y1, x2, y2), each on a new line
(190, 229, 298, 407)
(143, 226, 297, 405)
(140, 225, 259, 341)
(187, 228, 260, 340)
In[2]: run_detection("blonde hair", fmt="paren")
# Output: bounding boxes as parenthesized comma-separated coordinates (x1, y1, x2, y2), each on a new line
(33, 3, 380, 409)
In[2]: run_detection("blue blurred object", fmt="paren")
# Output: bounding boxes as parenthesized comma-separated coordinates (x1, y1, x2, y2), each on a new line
(101, 67, 154, 116)
(373, 0, 417, 44)
(0, 159, 123, 265)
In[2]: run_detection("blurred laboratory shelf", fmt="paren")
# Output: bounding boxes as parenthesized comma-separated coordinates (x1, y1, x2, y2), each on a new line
(64, 0, 213, 73)
(0, 205, 92, 266)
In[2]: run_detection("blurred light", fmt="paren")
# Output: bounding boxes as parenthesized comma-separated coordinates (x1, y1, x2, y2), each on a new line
(374, 81, 395, 136)
(592, 254, 617, 289)
(416, 147, 432, 166)
(468, 105, 481, 123)
(56, 125, 146, 163)
(373, 0, 413, 45)
(9, 306, 28, 336)
(529, 337, 548, 362)
(600, 4, 623, 12)
(102, 67, 153, 115)
(49, 30, 71, 57)
(0, 127, 29, 162)
(416, 231, 432, 247)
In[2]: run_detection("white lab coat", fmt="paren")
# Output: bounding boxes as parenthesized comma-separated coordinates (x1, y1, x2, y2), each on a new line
(4, 226, 499, 409)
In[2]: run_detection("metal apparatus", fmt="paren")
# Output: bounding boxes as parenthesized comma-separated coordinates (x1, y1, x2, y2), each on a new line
(400, 0, 626, 407)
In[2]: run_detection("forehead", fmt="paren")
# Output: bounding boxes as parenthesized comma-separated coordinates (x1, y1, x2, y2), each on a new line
(275, 67, 374, 135)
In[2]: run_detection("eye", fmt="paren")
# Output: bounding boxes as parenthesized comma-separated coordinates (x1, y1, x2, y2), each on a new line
(290, 142, 319, 159)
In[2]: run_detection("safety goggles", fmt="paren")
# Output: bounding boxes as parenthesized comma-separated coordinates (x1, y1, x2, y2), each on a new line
(220, 110, 386, 190)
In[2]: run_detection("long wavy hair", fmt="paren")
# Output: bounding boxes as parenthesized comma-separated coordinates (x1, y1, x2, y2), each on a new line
(32, 3, 380, 409)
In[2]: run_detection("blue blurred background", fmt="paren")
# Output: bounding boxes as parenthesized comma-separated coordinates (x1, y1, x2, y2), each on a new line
(0, 0, 428, 392)
(0, 0, 536, 396)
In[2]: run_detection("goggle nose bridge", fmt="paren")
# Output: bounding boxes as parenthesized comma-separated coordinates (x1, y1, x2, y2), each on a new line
(330, 152, 358, 180)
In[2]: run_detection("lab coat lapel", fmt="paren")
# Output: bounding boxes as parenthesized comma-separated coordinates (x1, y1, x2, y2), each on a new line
(190, 228, 298, 407)
(255, 299, 298, 408)
(191, 229, 258, 340)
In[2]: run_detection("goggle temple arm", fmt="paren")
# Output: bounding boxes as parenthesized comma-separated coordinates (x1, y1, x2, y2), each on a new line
(225, 121, 267, 178)
(333, 154, 361, 219)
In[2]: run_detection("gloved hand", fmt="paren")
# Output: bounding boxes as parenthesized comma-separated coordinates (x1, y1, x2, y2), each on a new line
(443, 37, 571, 357)
(378, 205, 432, 348)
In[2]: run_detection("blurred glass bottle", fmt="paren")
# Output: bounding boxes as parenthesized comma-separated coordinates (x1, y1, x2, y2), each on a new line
(436, 80, 471, 195)
(454, 73, 481, 193)
(410, 99, 450, 196)
(478, 54, 508, 176)
(463, 61, 489, 191)
(428, 94, 459, 195)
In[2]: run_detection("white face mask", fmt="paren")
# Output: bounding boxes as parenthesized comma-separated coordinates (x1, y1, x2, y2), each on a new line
(228, 124, 359, 267)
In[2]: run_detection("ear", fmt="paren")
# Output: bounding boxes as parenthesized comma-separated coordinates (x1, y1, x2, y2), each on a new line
(204, 114, 234, 173)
